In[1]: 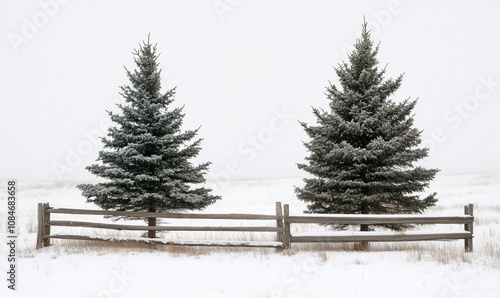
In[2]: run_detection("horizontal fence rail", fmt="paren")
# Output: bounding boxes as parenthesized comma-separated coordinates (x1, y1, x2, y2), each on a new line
(36, 202, 474, 252)
(286, 215, 474, 225)
(47, 220, 284, 232)
(47, 207, 282, 220)
(282, 203, 474, 252)
(290, 231, 473, 243)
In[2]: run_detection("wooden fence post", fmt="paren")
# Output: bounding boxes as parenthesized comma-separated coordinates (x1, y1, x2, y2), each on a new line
(464, 203, 473, 252)
(36, 203, 44, 249)
(275, 202, 284, 243)
(283, 204, 291, 249)
(36, 203, 50, 249)
(43, 203, 51, 247)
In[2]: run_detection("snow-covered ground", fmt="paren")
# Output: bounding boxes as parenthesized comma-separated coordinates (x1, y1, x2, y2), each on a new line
(1, 172, 500, 297)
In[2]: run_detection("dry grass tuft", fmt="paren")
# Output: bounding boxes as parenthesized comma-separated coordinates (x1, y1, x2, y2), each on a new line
(24, 237, 281, 259)
(353, 258, 365, 265)
(429, 247, 472, 265)
(317, 251, 329, 263)
(480, 228, 500, 269)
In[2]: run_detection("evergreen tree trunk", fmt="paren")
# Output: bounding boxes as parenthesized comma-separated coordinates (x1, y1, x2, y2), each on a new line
(358, 201, 369, 251)
(148, 207, 156, 238)
(358, 224, 369, 251)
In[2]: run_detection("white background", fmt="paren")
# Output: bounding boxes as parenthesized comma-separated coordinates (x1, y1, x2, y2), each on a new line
(1, 0, 499, 182)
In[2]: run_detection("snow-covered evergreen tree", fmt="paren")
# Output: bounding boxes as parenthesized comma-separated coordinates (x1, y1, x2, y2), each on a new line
(78, 37, 220, 238)
(295, 22, 438, 234)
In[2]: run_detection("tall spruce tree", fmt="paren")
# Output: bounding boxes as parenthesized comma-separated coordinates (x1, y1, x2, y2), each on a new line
(78, 37, 220, 238)
(295, 22, 438, 234)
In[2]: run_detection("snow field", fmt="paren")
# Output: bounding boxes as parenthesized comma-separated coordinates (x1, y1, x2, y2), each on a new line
(1, 172, 500, 297)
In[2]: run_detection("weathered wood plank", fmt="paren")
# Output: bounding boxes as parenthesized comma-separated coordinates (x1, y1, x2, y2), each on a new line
(43, 203, 51, 247)
(283, 204, 291, 249)
(275, 202, 284, 243)
(291, 232, 473, 243)
(46, 234, 284, 248)
(36, 203, 44, 249)
(287, 215, 473, 225)
(47, 208, 281, 220)
(464, 204, 474, 252)
(47, 220, 284, 232)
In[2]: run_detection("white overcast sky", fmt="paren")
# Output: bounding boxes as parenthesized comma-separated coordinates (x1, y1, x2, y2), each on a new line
(1, 0, 500, 182)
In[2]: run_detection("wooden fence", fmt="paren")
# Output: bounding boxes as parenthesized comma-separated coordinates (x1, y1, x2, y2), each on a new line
(36, 202, 474, 251)
(282, 204, 474, 252)
(36, 202, 286, 249)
